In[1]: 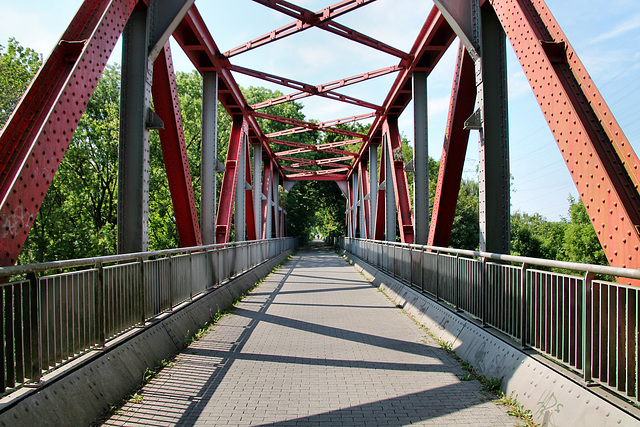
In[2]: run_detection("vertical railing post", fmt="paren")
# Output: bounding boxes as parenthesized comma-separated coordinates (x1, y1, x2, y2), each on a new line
(481, 257, 487, 327)
(520, 263, 529, 349)
(189, 250, 193, 300)
(583, 271, 595, 384)
(168, 255, 174, 311)
(138, 257, 145, 326)
(455, 253, 462, 311)
(26, 272, 41, 384)
(435, 250, 441, 301)
(94, 264, 105, 349)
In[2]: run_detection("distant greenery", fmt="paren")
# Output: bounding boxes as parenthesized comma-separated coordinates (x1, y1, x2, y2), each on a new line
(0, 38, 42, 127)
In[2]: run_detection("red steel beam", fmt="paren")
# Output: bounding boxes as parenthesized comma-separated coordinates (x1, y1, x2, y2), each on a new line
(172, 6, 284, 180)
(0, 0, 138, 266)
(286, 174, 348, 181)
(349, 6, 456, 179)
(251, 65, 402, 110)
(152, 42, 202, 248)
(230, 0, 408, 60)
(261, 161, 273, 238)
(216, 117, 246, 243)
(428, 42, 476, 247)
(491, 0, 640, 281)
(257, 111, 373, 139)
(229, 65, 382, 112)
(384, 118, 414, 244)
(271, 139, 360, 157)
(244, 142, 257, 241)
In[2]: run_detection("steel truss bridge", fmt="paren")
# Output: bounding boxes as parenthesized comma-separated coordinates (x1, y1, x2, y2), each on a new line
(0, 0, 640, 423)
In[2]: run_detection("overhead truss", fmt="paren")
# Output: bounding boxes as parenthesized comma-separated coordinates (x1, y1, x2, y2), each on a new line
(0, 0, 639, 287)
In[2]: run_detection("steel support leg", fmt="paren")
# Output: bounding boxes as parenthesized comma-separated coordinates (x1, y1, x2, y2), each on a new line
(253, 144, 263, 241)
(478, 4, 510, 253)
(413, 71, 429, 245)
(273, 173, 280, 238)
(369, 144, 378, 240)
(263, 162, 273, 239)
(118, 10, 152, 254)
(384, 139, 396, 242)
(201, 72, 218, 245)
(235, 134, 247, 242)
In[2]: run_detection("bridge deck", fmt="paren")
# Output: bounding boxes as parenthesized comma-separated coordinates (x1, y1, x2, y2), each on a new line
(102, 242, 513, 426)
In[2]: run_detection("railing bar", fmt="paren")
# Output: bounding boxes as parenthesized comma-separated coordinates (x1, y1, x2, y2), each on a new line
(617, 287, 626, 392)
(14, 282, 24, 384)
(5, 285, 14, 388)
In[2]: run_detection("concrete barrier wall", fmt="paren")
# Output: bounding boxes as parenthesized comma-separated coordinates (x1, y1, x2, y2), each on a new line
(343, 251, 640, 427)
(0, 249, 293, 427)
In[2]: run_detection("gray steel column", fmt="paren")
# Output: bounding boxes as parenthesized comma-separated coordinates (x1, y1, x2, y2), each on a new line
(358, 175, 366, 239)
(369, 145, 378, 239)
(253, 144, 262, 240)
(413, 71, 429, 245)
(200, 72, 218, 244)
(352, 171, 359, 237)
(273, 173, 280, 238)
(265, 166, 273, 239)
(118, 10, 152, 254)
(384, 139, 396, 241)
(234, 134, 247, 242)
(478, 6, 510, 253)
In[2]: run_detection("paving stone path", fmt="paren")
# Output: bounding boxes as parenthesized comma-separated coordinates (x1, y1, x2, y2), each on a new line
(102, 242, 514, 426)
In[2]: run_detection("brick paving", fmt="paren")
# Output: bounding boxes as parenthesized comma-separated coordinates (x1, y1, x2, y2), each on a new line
(102, 242, 514, 426)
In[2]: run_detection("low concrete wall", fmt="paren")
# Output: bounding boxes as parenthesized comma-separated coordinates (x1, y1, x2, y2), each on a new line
(344, 251, 640, 427)
(0, 249, 293, 427)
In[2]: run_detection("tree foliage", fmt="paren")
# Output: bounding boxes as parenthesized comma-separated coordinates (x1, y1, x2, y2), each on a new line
(0, 38, 42, 128)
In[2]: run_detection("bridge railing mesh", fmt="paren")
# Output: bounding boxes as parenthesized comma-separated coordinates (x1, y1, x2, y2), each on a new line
(0, 237, 297, 396)
(341, 237, 640, 406)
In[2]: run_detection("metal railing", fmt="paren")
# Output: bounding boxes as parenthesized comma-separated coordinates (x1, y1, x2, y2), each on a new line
(0, 238, 297, 395)
(341, 237, 640, 405)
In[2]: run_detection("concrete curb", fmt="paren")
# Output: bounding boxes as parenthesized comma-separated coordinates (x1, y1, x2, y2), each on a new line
(343, 251, 640, 427)
(0, 249, 293, 427)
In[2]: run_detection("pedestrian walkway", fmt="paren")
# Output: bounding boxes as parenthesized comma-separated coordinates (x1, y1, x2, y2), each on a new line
(102, 242, 514, 426)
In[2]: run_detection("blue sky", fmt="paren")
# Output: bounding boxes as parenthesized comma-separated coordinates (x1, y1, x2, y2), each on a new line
(1, 0, 639, 221)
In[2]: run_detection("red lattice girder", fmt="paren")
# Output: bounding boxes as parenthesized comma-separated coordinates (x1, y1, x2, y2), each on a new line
(216, 116, 247, 243)
(428, 42, 476, 247)
(350, 6, 456, 178)
(384, 118, 414, 244)
(251, 66, 401, 110)
(0, 0, 138, 266)
(272, 139, 359, 157)
(152, 42, 202, 248)
(257, 111, 372, 139)
(233, 0, 408, 60)
(229, 65, 382, 111)
(173, 6, 283, 176)
(490, 0, 640, 282)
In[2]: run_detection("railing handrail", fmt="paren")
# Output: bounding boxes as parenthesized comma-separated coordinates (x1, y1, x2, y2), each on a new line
(348, 237, 640, 283)
(0, 238, 290, 278)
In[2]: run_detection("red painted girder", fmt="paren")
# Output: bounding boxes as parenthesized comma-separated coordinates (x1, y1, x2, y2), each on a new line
(216, 117, 247, 243)
(385, 118, 414, 244)
(152, 42, 202, 248)
(286, 173, 348, 181)
(428, 43, 476, 248)
(229, 65, 382, 112)
(349, 6, 456, 179)
(231, 0, 407, 60)
(256, 111, 373, 139)
(251, 65, 402, 110)
(0, 0, 138, 266)
(271, 139, 360, 157)
(491, 0, 640, 281)
(172, 6, 284, 179)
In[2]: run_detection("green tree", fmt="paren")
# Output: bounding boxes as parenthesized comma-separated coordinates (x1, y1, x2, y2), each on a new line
(0, 38, 42, 128)
(562, 196, 607, 266)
